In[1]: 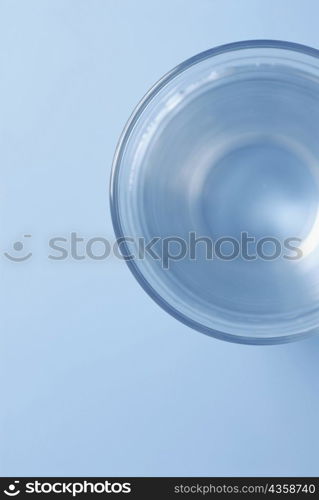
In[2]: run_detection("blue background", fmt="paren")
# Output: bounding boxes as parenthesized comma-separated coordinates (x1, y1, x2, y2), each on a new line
(1, 0, 319, 476)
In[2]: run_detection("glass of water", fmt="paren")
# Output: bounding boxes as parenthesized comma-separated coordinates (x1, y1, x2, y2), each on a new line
(111, 40, 319, 344)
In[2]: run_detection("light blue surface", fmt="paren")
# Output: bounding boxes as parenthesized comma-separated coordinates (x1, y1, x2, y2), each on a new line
(1, 0, 319, 476)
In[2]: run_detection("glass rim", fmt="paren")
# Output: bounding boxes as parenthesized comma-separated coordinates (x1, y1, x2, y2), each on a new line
(109, 39, 319, 345)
